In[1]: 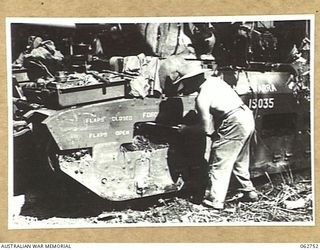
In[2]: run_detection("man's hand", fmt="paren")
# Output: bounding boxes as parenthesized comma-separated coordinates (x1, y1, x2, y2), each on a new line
(177, 124, 207, 136)
(177, 124, 187, 133)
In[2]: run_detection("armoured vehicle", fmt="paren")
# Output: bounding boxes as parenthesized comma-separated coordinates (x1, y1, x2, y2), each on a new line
(11, 21, 311, 202)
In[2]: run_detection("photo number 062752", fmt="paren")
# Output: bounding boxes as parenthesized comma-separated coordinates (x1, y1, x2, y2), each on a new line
(8, 15, 314, 229)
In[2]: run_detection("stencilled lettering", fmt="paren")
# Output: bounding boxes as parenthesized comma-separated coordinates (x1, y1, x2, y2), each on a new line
(142, 112, 158, 118)
(85, 116, 107, 124)
(257, 83, 277, 93)
(111, 115, 133, 122)
(115, 130, 130, 136)
(89, 132, 108, 138)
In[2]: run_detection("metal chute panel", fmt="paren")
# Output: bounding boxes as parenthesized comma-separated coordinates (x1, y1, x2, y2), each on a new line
(40, 96, 198, 200)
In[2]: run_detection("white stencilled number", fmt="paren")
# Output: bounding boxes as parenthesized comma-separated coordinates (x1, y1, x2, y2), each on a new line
(268, 98, 274, 108)
(249, 98, 257, 109)
(248, 98, 274, 109)
(258, 99, 264, 108)
(263, 98, 269, 108)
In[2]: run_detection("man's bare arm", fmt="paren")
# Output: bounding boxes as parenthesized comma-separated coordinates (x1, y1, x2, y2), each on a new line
(195, 90, 213, 135)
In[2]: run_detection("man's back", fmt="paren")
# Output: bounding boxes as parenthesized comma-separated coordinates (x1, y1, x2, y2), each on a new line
(196, 76, 244, 121)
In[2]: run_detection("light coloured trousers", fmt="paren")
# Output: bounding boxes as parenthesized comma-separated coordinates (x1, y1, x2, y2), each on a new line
(207, 105, 255, 209)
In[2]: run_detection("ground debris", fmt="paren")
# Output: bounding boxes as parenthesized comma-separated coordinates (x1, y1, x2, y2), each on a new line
(12, 170, 313, 227)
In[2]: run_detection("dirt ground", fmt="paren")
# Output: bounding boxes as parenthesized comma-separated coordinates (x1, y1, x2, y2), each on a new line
(10, 167, 313, 228)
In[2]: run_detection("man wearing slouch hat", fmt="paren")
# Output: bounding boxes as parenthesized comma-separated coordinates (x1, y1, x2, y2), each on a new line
(159, 55, 258, 211)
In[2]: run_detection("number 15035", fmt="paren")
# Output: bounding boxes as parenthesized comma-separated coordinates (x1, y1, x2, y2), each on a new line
(248, 98, 274, 109)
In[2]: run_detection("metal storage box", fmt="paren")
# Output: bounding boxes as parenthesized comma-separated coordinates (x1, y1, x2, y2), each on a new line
(23, 72, 130, 109)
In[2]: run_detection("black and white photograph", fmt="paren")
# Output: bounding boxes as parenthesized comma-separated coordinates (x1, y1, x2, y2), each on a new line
(7, 15, 314, 229)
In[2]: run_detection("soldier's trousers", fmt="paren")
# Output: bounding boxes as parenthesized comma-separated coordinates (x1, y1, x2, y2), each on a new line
(207, 105, 256, 209)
